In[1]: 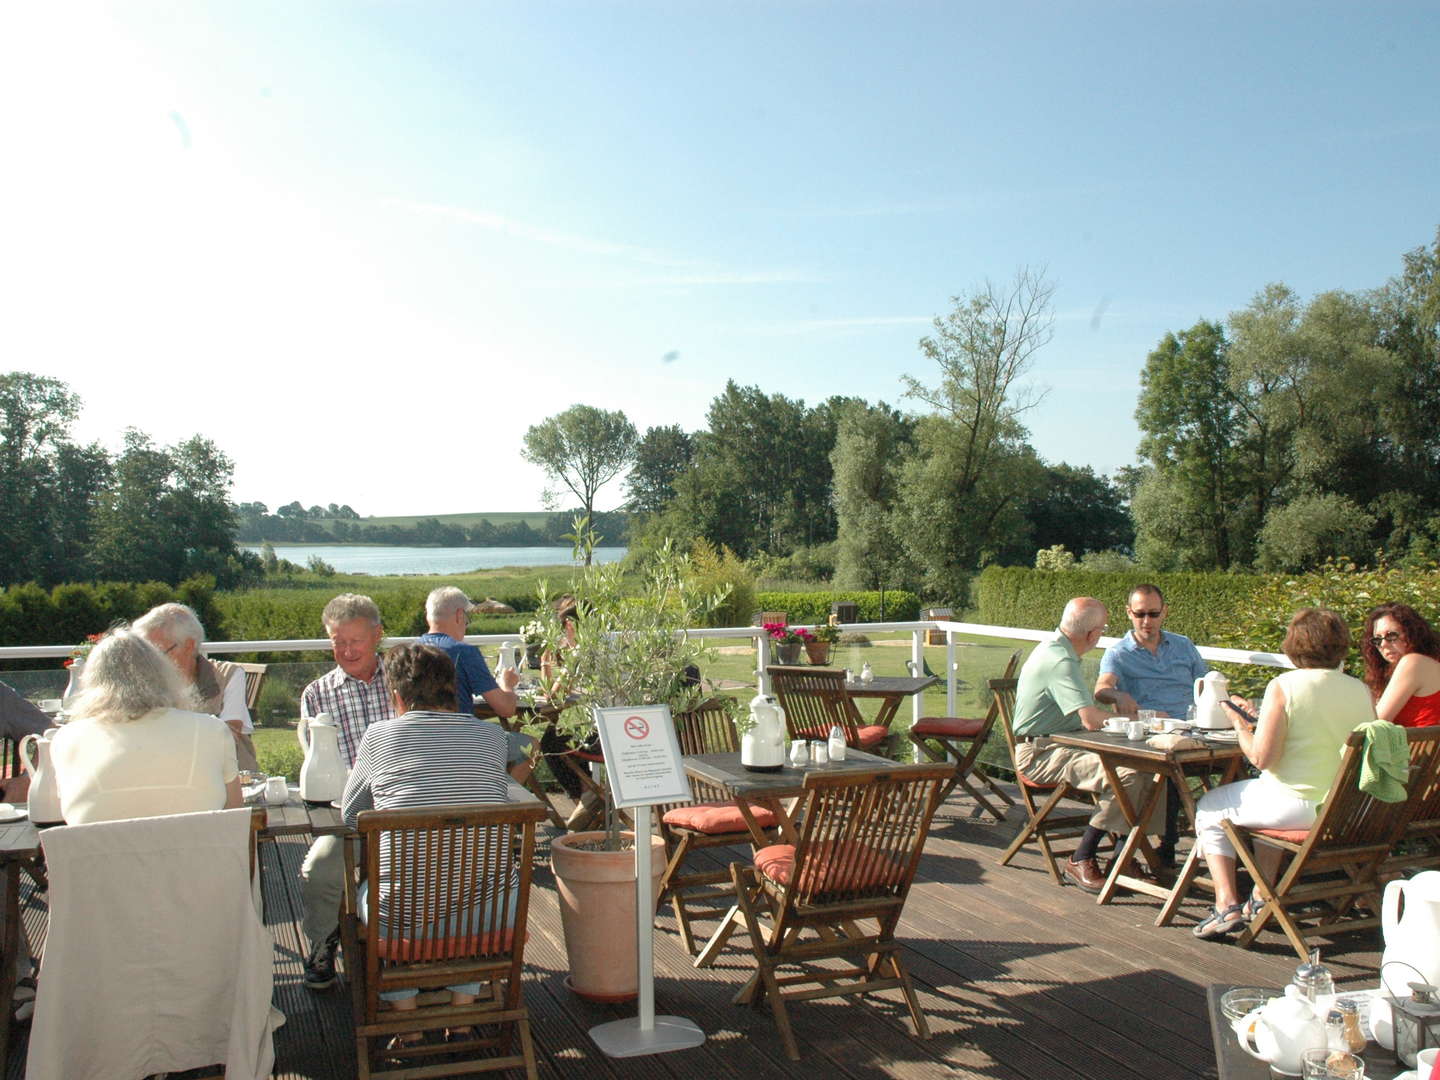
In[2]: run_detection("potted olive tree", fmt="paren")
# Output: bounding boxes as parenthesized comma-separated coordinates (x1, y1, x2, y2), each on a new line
(537, 522, 728, 1000)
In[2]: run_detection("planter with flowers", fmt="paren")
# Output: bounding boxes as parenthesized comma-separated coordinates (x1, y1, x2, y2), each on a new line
(764, 621, 813, 665)
(518, 618, 546, 670)
(806, 622, 841, 665)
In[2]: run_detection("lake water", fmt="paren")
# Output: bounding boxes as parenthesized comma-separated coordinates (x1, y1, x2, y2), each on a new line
(242, 544, 627, 576)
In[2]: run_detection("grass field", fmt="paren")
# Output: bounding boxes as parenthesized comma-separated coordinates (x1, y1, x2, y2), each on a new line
(349, 511, 555, 529)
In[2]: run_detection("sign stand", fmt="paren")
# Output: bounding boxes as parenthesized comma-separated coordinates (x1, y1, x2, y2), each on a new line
(587, 706, 706, 1058)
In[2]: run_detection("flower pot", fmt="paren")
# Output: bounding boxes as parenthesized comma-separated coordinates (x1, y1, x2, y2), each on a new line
(774, 642, 803, 665)
(804, 641, 832, 665)
(550, 830, 667, 1002)
(524, 644, 543, 670)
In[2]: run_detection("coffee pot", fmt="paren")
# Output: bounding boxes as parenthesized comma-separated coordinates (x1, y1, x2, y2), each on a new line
(20, 727, 64, 825)
(1383, 871, 1440, 995)
(1236, 984, 1327, 1077)
(741, 694, 786, 773)
(1193, 670, 1232, 730)
(296, 712, 347, 803)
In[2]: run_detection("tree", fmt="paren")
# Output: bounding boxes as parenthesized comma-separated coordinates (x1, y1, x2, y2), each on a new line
(830, 402, 914, 590)
(522, 405, 638, 562)
(0, 373, 86, 585)
(1023, 463, 1133, 559)
(624, 425, 694, 516)
(1255, 493, 1377, 572)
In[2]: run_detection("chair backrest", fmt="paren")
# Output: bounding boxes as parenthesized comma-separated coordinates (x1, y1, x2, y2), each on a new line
(756, 610, 789, 627)
(989, 677, 1024, 778)
(353, 801, 547, 991)
(1402, 726, 1440, 832)
(783, 764, 950, 911)
(664, 699, 741, 811)
(1303, 729, 1440, 853)
(236, 662, 268, 713)
(768, 665, 863, 743)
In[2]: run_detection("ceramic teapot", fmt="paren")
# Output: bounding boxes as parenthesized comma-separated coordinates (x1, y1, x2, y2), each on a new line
(1193, 670, 1232, 730)
(741, 694, 786, 772)
(1382, 870, 1440, 995)
(1235, 984, 1327, 1076)
(20, 727, 63, 825)
(296, 712, 346, 803)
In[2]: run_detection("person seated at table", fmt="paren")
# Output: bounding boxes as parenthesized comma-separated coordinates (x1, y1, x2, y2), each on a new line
(0, 680, 51, 802)
(540, 593, 580, 695)
(1361, 602, 1440, 728)
(1013, 597, 1163, 893)
(134, 602, 259, 773)
(417, 586, 535, 780)
(51, 627, 242, 825)
(340, 642, 514, 1044)
(1190, 608, 1373, 940)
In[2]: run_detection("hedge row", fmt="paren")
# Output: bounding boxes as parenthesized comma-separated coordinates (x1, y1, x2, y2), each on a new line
(755, 590, 921, 624)
(0, 577, 226, 653)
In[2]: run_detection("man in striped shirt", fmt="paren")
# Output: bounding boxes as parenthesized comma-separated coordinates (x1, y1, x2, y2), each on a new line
(299, 593, 392, 991)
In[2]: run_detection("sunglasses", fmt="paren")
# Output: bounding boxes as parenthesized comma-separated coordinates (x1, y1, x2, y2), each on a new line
(1129, 609, 1163, 620)
(1370, 631, 1403, 648)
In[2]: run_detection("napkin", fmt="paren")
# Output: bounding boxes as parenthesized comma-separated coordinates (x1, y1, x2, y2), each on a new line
(1145, 733, 1204, 751)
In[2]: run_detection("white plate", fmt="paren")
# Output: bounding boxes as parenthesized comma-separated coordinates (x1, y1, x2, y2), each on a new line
(1204, 730, 1240, 742)
(0, 803, 28, 824)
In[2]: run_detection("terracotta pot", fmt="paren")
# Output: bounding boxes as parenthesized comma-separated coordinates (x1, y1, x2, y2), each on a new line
(804, 641, 832, 665)
(550, 830, 667, 1002)
(774, 642, 803, 665)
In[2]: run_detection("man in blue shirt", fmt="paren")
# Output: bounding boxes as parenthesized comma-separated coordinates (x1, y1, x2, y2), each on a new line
(1094, 583, 1209, 865)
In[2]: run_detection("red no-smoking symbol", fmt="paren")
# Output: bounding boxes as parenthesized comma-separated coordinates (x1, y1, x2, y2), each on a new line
(623, 715, 650, 740)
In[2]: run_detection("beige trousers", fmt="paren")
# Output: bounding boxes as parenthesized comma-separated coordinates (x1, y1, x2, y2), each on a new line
(1015, 737, 1163, 835)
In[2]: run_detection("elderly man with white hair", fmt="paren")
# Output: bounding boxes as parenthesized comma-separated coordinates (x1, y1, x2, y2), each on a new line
(135, 602, 258, 773)
(418, 585, 536, 779)
(1011, 596, 1162, 893)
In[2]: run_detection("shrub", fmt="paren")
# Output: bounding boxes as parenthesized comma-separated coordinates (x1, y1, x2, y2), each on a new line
(0, 576, 226, 653)
(754, 589, 920, 624)
(689, 539, 756, 628)
(1034, 544, 1076, 571)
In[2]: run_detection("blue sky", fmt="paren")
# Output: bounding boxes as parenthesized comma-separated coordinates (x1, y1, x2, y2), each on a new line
(3, 1, 1436, 516)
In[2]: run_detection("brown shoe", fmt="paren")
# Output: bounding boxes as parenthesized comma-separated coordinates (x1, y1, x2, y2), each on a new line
(1063, 856, 1105, 893)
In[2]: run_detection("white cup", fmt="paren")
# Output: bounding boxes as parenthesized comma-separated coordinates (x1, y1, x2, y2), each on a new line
(264, 776, 289, 806)
(1103, 717, 1126, 734)
(789, 739, 809, 767)
(1126, 719, 1146, 740)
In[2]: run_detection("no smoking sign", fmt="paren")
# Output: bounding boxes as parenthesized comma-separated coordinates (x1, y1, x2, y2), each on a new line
(623, 714, 650, 740)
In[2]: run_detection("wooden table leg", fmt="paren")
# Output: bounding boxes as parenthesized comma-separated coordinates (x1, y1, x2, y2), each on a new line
(1095, 757, 1170, 905)
(0, 860, 20, 1079)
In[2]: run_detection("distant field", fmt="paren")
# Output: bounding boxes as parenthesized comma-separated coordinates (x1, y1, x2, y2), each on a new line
(354, 511, 553, 529)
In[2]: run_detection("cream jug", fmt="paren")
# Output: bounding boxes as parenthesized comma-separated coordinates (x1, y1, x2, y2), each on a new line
(61, 656, 84, 710)
(1236, 984, 1326, 1076)
(742, 694, 786, 772)
(1193, 670, 1231, 730)
(20, 728, 63, 825)
(1382, 871, 1440, 995)
(498, 641, 521, 673)
(297, 712, 347, 803)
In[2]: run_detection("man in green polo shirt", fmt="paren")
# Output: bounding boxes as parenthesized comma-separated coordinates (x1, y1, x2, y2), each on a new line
(1013, 596, 1162, 893)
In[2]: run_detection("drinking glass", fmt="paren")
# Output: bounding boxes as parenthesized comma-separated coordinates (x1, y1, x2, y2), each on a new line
(1300, 1047, 1364, 1078)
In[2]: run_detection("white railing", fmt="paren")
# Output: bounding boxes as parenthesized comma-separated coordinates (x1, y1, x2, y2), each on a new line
(0, 620, 1292, 726)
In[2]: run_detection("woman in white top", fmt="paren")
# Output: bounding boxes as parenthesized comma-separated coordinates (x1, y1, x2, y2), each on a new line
(52, 627, 242, 825)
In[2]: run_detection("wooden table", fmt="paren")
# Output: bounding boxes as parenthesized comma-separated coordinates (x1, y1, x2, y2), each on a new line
(680, 748, 906, 967)
(472, 695, 575, 829)
(1207, 984, 1402, 1079)
(1047, 728, 1246, 911)
(843, 674, 939, 729)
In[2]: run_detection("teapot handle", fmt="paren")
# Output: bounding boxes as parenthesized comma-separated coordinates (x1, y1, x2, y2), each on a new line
(18, 734, 39, 777)
(297, 716, 310, 754)
(1234, 1010, 1265, 1062)
(1194, 676, 1204, 703)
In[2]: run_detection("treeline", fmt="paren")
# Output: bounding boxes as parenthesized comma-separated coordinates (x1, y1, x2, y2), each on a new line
(233, 503, 630, 548)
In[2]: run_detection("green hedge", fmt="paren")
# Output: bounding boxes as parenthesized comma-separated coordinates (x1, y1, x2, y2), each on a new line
(0, 577, 226, 654)
(755, 590, 920, 624)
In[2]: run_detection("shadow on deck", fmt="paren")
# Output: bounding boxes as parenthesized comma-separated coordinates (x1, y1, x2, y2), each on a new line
(9, 787, 1382, 1079)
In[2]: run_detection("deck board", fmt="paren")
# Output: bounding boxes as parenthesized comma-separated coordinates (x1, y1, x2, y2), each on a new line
(6, 785, 1384, 1079)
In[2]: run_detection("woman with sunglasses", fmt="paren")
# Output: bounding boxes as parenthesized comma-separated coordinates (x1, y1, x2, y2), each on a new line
(1361, 603, 1440, 727)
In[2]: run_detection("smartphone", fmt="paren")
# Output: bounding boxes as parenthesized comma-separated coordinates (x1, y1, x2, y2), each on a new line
(1222, 700, 1258, 727)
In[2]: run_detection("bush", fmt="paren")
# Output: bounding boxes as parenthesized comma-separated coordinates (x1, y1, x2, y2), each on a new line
(689, 539, 756, 628)
(755, 589, 920, 624)
(0, 576, 227, 653)
(1255, 493, 1377, 572)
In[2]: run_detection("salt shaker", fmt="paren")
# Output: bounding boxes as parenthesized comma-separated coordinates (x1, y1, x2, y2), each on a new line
(860, 662, 874, 684)
(828, 724, 847, 762)
(811, 740, 828, 765)
(1293, 948, 1335, 1005)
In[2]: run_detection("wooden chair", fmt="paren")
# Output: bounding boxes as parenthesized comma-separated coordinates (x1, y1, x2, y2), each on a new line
(992, 677, 1099, 884)
(767, 665, 888, 751)
(236, 661, 267, 713)
(729, 763, 950, 1060)
(908, 650, 1021, 822)
(1224, 727, 1440, 961)
(1382, 726, 1440, 875)
(755, 610, 788, 627)
(657, 699, 782, 955)
(342, 801, 547, 1080)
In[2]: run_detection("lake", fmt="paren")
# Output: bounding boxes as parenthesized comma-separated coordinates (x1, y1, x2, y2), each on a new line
(242, 544, 627, 576)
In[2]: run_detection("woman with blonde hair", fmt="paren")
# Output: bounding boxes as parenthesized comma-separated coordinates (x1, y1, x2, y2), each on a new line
(51, 627, 242, 825)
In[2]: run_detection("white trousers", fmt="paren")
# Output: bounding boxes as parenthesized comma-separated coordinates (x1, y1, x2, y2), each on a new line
(1193, 775, 1317, 859)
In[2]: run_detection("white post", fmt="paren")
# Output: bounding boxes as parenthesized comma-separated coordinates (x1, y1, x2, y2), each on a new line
(634, 803, 654, 1032)
(946, 631, 957, 715)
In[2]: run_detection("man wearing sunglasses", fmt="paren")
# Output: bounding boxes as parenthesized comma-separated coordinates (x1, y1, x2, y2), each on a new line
(1094, 583, 1209, 865)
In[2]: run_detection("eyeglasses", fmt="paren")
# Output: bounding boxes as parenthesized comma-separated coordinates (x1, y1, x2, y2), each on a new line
(1371, 631, 1403, 648)
(1129, 609, 1163, 620)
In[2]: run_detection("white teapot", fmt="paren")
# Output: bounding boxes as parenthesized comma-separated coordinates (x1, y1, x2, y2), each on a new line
(296, 712, 347, 803)
(20, 727, 63, 825)
(741, 694, 786, 772)
(1382, 870, 1440, 995)
(1193, 670, 1232, 730)
(1235, 984, 1327, 1076)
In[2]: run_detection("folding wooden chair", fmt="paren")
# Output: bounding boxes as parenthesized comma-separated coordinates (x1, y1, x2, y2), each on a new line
(1224, 727, 1440, 962)
(1382, 726, 1440, 875)
(656, 699, 782, 955)
(992, 677, 1099, 884)
(236, 662, 267, 713)
(342, 801, 548, 1080)
(729, 763, 950, 1060)
(767, 665, 888, 751)
(908, 650, 1021, 822)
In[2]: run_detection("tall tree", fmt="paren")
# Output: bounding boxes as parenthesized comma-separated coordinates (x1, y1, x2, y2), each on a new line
(830, 402, 915, 590)
(0, 373, 87, 585)
(1023, 463, 1133, 559)
(624, 424, 694, 516)
(522, 405, 638, 563)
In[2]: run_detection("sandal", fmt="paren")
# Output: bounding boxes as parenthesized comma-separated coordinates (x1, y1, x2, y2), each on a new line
(1242, 890, 1265, 921)
(385, 1032, 424, 1053)
(1192, 903, 1245, 939)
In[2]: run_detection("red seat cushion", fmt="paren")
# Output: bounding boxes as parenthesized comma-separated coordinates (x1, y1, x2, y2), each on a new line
(662, 801, 779, 834)
(754, 840, 903, 894)
(854, 725, 889, 749)
(377, 928, 524, 961)
(911, 716, 984, 739)
(1253, 827, 1311, 844)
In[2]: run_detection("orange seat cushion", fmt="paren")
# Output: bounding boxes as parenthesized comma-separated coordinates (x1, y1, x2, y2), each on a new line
(854, 725, 889, 749)
(662, 801, 779, 834)
(911, 716, 984, 739)
(1252, 827, 1311, 844)
(754, 840, 903, 894)
(377, 928, 525, 962)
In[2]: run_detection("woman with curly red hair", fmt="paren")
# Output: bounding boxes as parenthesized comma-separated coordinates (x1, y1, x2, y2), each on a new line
(1362, 602, 1440, 728)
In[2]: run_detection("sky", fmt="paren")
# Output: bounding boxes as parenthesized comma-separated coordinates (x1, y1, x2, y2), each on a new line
(3, 1, 1437, 517)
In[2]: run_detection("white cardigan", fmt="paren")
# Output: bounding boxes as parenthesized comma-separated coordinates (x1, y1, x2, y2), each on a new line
(28, 807, 275, 1080)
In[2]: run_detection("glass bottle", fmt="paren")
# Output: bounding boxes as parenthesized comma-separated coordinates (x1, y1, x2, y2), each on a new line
(828, 724, 846, 762)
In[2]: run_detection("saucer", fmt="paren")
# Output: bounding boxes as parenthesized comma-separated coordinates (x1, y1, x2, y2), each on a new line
(0, 803, 28, 824)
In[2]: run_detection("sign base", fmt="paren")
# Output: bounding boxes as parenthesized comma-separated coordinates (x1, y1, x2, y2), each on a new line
(588, 1016, 705, 1058)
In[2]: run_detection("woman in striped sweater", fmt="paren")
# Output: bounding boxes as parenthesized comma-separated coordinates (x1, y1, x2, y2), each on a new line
(341, 642, 515, 1042)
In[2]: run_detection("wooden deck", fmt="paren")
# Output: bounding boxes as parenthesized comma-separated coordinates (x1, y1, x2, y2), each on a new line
(8, 786, 1384, 1079)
